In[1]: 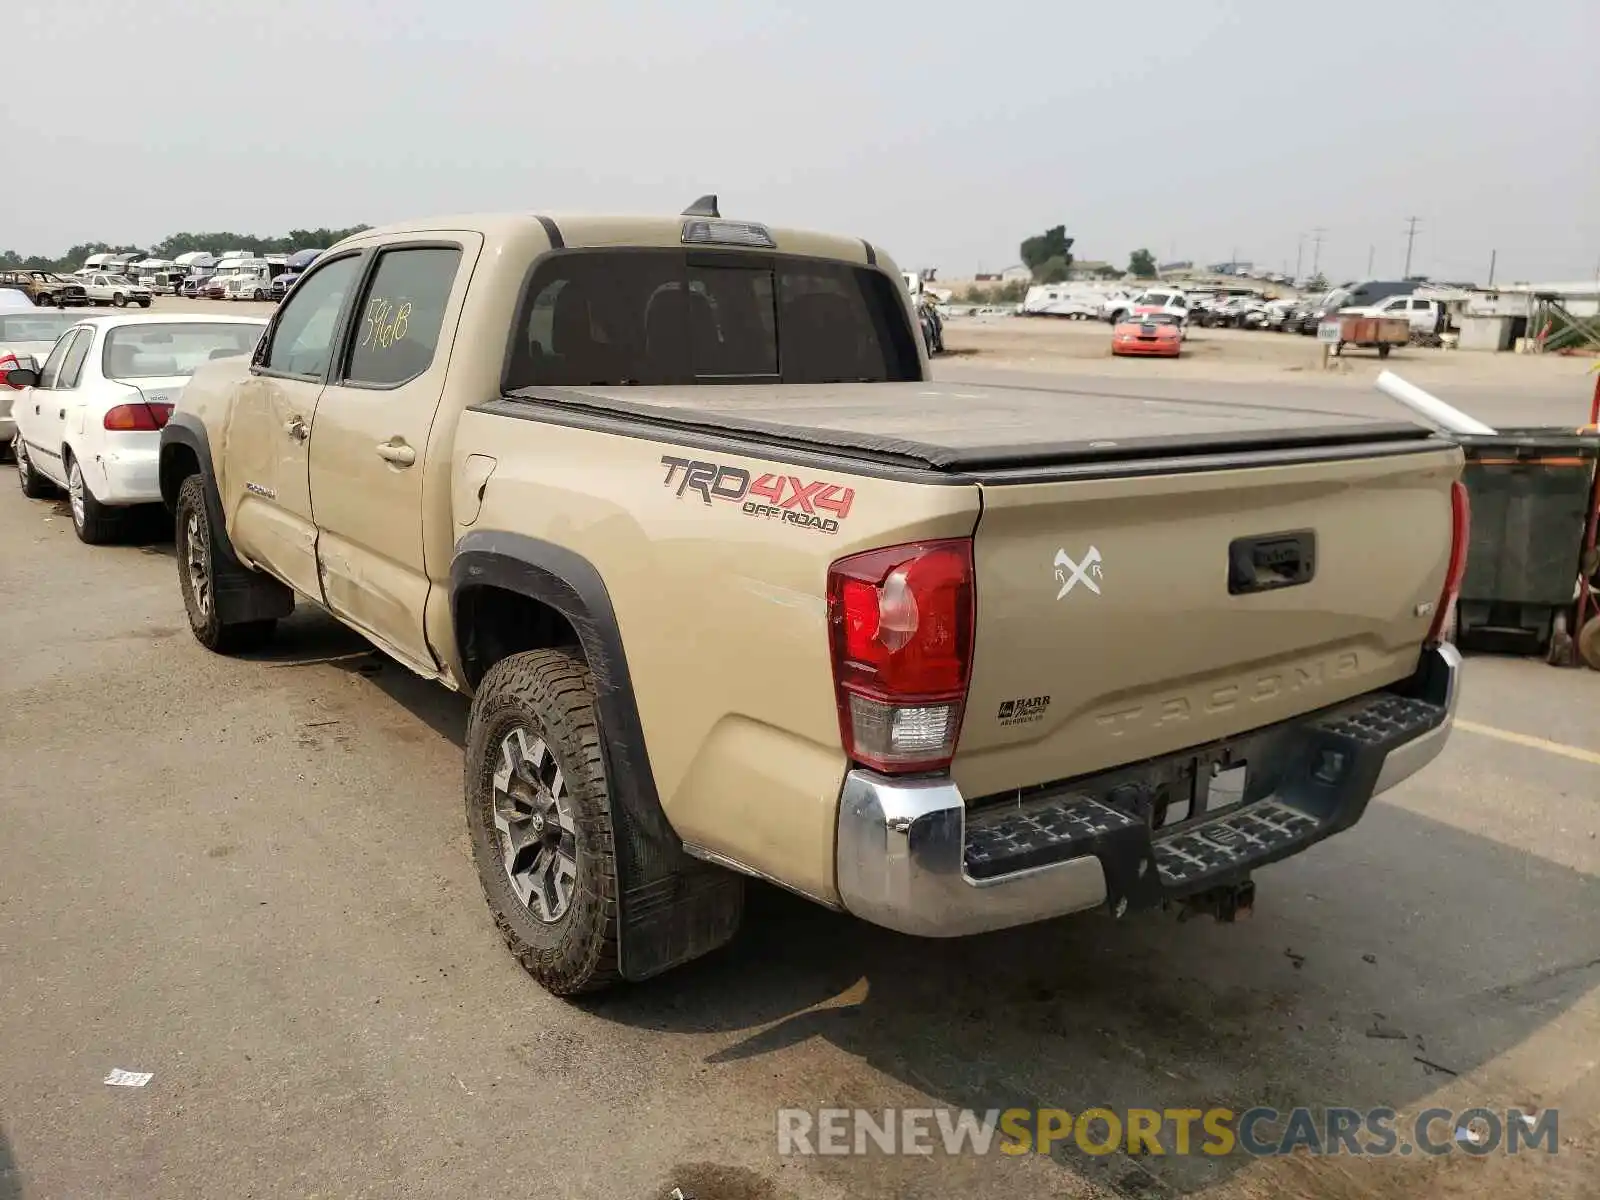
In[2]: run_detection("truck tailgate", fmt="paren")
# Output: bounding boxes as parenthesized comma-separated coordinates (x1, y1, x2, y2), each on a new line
(954, 444, 1462, 800)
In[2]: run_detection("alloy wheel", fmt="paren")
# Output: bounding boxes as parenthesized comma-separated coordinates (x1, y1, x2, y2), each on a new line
(183, 511, 212, 618)
(491, 727, 578, 923)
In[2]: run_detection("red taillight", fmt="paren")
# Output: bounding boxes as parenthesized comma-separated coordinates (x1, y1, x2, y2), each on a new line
(1427, 480, 1470, 644)
(103, 403, 166, 431)
(827, 539, 975, 774)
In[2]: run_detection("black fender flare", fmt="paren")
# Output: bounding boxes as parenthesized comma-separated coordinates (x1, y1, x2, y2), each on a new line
(451, 531, 742, 981)
(159, 414, 294, 622)
(159, 412, 227, 540)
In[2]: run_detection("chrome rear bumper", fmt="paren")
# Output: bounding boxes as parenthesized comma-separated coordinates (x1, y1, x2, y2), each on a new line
(836, 644, 1461, 938)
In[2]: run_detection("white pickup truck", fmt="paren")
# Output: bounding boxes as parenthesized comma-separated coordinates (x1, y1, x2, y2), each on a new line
(1349, 294, 1445, 337)
(82, 274, 154, 309)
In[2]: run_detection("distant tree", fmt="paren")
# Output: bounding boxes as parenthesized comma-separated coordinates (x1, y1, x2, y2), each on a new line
(1020, 225, 1074, 280)
(1092, 264, 1124, 280)
(151, 225, 371, 259)
(1127, 249, 1158, 279)
(1035, 256, 1071, 284)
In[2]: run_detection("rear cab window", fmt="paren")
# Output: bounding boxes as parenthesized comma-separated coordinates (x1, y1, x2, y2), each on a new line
(505, 250, 919, 390)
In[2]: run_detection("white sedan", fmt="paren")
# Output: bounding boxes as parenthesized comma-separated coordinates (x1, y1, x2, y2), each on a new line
(7, 314, 266, 543)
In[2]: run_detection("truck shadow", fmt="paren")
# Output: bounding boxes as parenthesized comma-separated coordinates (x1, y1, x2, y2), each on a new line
(593, 805, 1599, 1196)
(0, 1123, 21, 1200)
(244, 604, 469, 747)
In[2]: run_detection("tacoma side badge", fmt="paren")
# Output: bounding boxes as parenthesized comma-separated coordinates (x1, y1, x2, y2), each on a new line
(1055, 546, 1103, 598)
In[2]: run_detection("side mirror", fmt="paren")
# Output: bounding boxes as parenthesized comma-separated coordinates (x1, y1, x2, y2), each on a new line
(5, 367, 40, 390)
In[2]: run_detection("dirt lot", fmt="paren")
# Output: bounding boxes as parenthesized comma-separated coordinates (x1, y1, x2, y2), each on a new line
(943, 315, 1596, 401)
(1, 299, 1597, 1200)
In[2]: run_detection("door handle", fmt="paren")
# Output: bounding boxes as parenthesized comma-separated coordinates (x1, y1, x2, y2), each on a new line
(59, 409, 65, 419)
(375, 439, 416, 467)
(285, 415, 309, 442)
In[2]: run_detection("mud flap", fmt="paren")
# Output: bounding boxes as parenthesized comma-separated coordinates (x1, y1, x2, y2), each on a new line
(451, 532, 745, 982)
(593, 667, 744, 982)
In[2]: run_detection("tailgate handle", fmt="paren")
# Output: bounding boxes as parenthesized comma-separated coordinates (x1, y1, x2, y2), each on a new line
(1228, 531, 1315, 595)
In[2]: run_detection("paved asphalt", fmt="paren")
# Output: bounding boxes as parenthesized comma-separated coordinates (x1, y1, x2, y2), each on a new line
(1, 364, 1597, 1199)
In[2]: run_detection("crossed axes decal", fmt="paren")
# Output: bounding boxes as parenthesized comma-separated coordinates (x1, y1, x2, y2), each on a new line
(1054, 546, 1103, 598)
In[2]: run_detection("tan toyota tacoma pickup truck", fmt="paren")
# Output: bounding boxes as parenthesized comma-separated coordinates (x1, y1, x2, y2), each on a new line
(158, 201, 1468, 996)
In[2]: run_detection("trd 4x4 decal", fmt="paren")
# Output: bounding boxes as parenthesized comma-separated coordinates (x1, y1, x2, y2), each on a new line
(659, 456, 854, 534)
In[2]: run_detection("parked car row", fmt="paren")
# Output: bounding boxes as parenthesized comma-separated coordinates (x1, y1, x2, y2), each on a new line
(3, 314, 266, 538)
(0, 271, 90, 307)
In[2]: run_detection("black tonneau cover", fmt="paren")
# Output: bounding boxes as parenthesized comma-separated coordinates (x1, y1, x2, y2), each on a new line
(495, 381, 1435, 473)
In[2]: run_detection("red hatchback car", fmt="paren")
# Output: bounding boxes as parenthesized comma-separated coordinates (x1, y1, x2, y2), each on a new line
(1112, 311, 1183, 357)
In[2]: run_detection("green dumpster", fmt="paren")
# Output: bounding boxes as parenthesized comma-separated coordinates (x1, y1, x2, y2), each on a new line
(1453, 428, 1600, 652)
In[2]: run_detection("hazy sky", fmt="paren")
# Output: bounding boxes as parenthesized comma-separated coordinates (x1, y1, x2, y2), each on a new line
(6, 0, 1597, 284)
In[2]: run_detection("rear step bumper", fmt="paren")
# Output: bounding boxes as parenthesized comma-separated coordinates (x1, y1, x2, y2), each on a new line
(836, 643, 1461, 937)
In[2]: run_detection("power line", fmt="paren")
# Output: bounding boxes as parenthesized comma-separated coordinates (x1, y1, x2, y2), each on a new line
(1402, 216, 1421, 278)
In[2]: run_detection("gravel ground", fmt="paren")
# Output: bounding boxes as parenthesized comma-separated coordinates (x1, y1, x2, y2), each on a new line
(1, 315, 1597, 1199)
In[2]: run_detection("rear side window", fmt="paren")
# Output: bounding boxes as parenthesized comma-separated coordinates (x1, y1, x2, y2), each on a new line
(35, 330, 75, 388)
(505, 251, 918, 390)
(58, 328, 93, 387)
(343, 246, 461, 387)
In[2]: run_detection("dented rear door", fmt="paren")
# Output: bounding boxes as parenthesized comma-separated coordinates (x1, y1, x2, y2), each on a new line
(307, 236, 480, 673)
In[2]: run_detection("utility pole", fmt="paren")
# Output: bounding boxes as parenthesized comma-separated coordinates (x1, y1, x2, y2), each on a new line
(1310, 227, 1326, 279)
(1402, 216, 1421, 278)
(1294, 235, 1304, 282)
(1367, 245, 1375, 276)
(1487, 249, 1497, 288)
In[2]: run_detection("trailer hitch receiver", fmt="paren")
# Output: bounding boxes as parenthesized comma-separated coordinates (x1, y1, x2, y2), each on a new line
(1179, 878, 1256, 924)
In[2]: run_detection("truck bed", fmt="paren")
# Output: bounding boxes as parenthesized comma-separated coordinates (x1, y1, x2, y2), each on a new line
(493, 381, 1437, 475)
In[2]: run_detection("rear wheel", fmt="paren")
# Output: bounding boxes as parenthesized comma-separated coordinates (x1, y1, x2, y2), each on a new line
(66, 455, 122, 544)
(466, 648, 622, 996)
(174, 474, 277, 653)
(1578, 614, 1600, 671)
(16, 439, 55, 499)
(1378, 343, 1393, 359)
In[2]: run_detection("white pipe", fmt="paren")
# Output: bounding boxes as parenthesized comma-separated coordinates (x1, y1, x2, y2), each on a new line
(1374, 370, 1497, 435)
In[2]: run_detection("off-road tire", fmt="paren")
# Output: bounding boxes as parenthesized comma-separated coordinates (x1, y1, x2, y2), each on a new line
(174, 474, 276, 653)
(66, 454, 123, 544)
(137, 298, 151, 308)
(16, 439, 55, 498)
(466, 648, 622, 997)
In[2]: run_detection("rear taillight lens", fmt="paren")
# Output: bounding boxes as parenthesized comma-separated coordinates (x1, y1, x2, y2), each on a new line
(1427, 480, 1470, 644)
(827, 539, 975, 774)
(103, 403, 167, 431)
